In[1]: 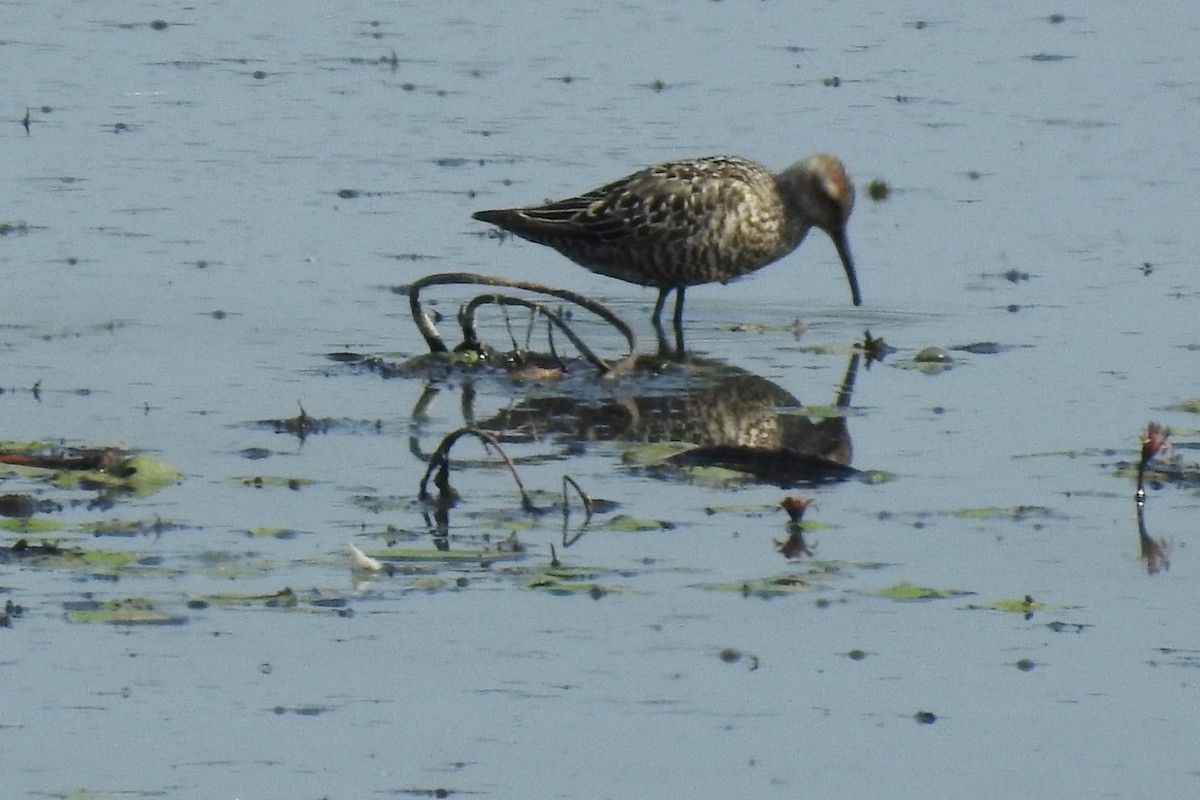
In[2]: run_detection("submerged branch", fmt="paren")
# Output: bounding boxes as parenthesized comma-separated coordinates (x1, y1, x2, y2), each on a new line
(408, 272, 638, 377)
(459, 294, 612, 374)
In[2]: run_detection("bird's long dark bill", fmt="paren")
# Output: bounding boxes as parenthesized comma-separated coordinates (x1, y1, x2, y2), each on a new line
(833, 231, 862, 307)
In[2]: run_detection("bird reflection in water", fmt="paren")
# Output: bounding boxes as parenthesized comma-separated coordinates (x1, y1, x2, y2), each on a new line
(414, 338, 881, 488)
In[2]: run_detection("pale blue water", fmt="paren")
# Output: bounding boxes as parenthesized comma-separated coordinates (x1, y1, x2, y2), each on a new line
(2, 2, 1199, 798)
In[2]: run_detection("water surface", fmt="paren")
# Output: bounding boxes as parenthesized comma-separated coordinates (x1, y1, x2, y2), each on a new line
(2, 2, 1198, 798)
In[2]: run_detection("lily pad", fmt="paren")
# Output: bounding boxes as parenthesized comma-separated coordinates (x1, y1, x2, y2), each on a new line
(871, 582, 975, 601)
(248, 527, 301, 539)
(82, 517, 181, 537)
(524, 577, 620, 597)
(236, 475, 313, 490)
(955, 505, 1056, 520)
(0, 538, 163, 575)
(980, 596, 1053, 614)
(0, 517, 66, 533)
(64, 598, 186, 625)
(199, 587, 351, 611)
(52, 454, 181, 495)
(364, 547, 527, 564)
(1166, 399, 1200, 414)
(695, 575, 818, 597)
(594, 514, 675, 533)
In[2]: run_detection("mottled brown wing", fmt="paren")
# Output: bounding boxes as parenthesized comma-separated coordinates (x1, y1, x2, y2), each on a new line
(474, 158, 743, 246)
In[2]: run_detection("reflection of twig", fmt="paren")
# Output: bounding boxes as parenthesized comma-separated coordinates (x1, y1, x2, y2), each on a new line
(408, 272, 638, 377)
(560, 474, 593, 548)
(561, 475, 594, 524)
(417, 429, 602, 548)
(418, 427, 536, 513)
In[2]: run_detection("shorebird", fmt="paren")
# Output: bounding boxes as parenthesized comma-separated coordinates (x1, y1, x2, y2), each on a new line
(472, 154, 860, 355)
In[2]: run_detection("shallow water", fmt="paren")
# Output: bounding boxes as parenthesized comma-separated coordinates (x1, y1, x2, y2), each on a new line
(3, 2, 1200, 798)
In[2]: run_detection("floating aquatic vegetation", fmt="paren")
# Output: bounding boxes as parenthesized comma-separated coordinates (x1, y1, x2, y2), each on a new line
(256, 402, 337, 441)
(0, 443, 180, 497)
(696, 574, 819, 597)
(968, 595, 1054, 617)
(591, 514, 674, 533)
(81, 516, 182, 538)
(64, 597, 186, 625)
(866, 178, 890, 201)
(523, 577, 621, 597)
(196, 586, 351, 613)
(954, 505, 1057, 521)
(870, 582, 974, 601)
(1166, 399, 1200, 414)
(360, 546, 527, 566)
(246, 527, 301, 539)
(0, 538, 168, 577)
(0, 516, 66, 534)
(910, 346, 953, 373)
(718, 647, 761, 670)
(236, 475, 314, 490)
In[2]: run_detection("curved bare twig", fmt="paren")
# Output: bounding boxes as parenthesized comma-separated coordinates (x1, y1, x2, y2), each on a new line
(408, 272, 638, 377)
(459, 294, 612, 374)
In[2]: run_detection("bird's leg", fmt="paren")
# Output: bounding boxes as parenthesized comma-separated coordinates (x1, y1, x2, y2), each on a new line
(652, 287, 674, 357)
(671, 286, 687, 358)
(651, 287, 670, 327)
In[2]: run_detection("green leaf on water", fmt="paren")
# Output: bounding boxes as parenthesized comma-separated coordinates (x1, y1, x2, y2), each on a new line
(119, 455, 184, 492)
(984, 596, 1053, 614)
(855, 469, 896, 485)
(794, 343, 858, 356)
(198, 587, 351, 611)
(594, 514, 675, 533)
(50, 454, 182, 495)
(0, 517, 65, 533)
(0, 440, 57, 451)
(64, 597, 186, 625)
(955, 505, 1055, 520)
(871, 581, 975, 601)
(701, 501, 780, 516)
(235, 475, 313, 490)
(365, 547, 527, 564)
(524, 577, 621, 597)
(1166, 399, 1200, 413)
(2, 538, 164, 575)
(694, 575, 817, 596)
(82, 517, 179, 537)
